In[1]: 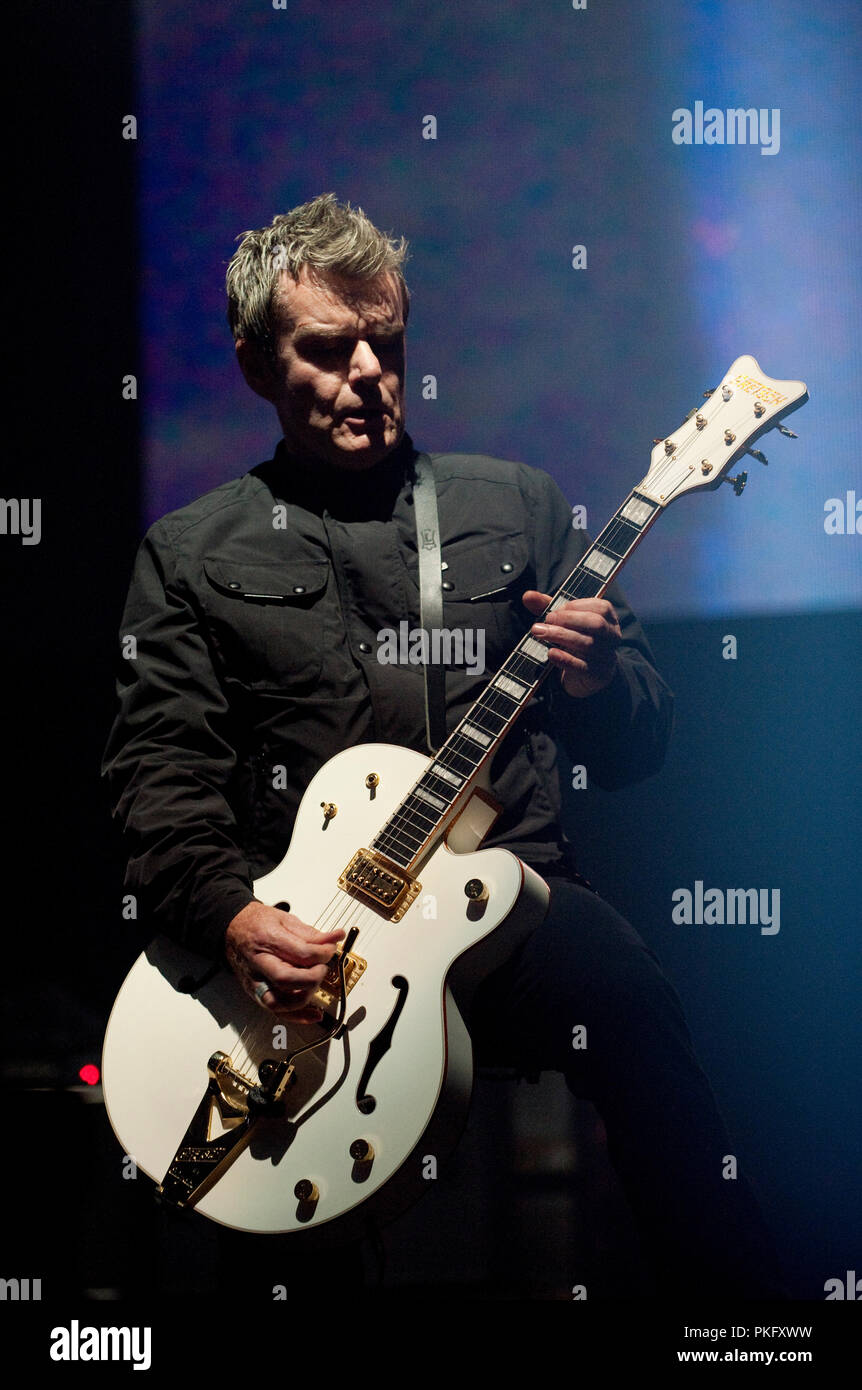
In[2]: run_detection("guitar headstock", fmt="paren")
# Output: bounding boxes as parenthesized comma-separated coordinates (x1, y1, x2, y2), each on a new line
(639, 355, 809, 506)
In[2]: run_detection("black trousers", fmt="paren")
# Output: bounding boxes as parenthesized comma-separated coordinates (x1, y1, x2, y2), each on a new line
(466, 874, 786, 1299)
(165, 876, 785, 1300)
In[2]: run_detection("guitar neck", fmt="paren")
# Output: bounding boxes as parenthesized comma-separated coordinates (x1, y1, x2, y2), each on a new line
(371, 486, 662, 870)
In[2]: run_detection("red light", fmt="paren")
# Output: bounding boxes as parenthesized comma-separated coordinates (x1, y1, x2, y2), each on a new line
(79, 1064, 100, 1086)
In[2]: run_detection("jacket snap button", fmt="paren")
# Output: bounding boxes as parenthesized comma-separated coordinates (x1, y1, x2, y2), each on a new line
(228, 581, 241, 589)
(500, 562, 513, 573)
(358, 641, 372, 654)
(442, 580, 454, 591)
(293, 585, 306, 594)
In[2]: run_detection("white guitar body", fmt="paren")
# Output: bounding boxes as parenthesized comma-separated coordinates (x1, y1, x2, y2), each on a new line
(103, 742, 550, 1238)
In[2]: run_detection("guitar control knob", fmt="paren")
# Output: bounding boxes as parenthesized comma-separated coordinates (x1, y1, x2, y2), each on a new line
(294, 1179, 319, 1204)
(349, 1139, 374, 1162)
(464, 879, 488, 902)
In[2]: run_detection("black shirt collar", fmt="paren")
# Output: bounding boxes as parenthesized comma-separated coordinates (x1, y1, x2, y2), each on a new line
(257, 433, 419, 521)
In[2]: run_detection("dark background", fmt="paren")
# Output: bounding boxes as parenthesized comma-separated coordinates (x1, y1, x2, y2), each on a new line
(3, 0, 860, 1316)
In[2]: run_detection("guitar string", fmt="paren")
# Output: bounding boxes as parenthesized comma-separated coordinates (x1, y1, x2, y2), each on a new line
(230, 888, 387, 1079)
(230, 887, 360, 1073)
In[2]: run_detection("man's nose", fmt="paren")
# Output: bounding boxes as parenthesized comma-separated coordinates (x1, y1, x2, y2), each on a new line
(348, 340, 382, 382)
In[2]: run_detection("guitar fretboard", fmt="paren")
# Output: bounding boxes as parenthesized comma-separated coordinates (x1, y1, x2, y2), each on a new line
(371, 489, 661, 869)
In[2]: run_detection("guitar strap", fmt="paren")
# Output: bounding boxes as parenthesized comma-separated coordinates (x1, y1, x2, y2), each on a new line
(412, 453, 446, 753)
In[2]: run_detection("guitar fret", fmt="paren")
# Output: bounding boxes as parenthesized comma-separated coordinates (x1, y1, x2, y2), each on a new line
(471, 706, 507, 735)
(407, 790, 445, 818)
(446, 743, 482, 776)
(417, 784, 454, 810)
(602, 519, 641, 554)
(508, 653, 543, 683)
(373, 827, 420, 862)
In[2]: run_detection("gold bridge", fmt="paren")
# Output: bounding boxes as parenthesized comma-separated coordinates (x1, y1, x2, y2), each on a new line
(312, 941, 368, 1013)
(338, 848, 421, 922)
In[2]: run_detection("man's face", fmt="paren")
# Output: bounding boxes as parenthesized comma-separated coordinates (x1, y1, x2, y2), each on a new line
(243, 265, 406, 472)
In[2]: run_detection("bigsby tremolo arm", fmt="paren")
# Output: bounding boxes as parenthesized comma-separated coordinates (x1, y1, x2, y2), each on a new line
(157, 1049, 297, 1210)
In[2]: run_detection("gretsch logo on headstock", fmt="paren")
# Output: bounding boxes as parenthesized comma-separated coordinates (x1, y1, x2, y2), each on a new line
(730, 373, 788, 405)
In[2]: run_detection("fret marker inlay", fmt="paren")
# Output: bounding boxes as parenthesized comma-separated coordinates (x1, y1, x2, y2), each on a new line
(431, 762, 462, 787)
(583, 549, 615, 577)
(414, 787, 447, 811)
(462, 722, 492, 746)
(494, 675, 528, 701)
(521, 636, 550, 662)
(621, 496, 655, 527)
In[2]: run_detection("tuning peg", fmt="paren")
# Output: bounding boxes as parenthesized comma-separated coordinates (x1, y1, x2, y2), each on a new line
(723, 471, 748, 496)
(703, 388, 715, 397)
(746, 447, 768, 465)
(776, 423, 798, 438)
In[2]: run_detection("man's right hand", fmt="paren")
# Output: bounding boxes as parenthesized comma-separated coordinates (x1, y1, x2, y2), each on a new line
(225, 900, 345, 1024)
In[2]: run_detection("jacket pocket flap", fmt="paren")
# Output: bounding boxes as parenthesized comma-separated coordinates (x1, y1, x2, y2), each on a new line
(439, 535, 531, 603)
(204, 556, 328, 601)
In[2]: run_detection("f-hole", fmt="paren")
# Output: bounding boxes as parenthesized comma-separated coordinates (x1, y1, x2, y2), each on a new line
(355, 975, 409, 1115)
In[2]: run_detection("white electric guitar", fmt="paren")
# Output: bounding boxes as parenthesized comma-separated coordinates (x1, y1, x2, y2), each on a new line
(102, 356, 808, 1239)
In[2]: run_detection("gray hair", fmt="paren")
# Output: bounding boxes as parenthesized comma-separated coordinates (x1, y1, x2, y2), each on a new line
(226, 193, 410, 356)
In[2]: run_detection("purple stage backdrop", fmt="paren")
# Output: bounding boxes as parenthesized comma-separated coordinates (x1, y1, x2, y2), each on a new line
(137, 0, 861, 618)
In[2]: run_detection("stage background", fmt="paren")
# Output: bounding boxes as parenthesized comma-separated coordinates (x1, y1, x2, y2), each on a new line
(4, 0, 860, 1307)
(138, 0, 861, 619)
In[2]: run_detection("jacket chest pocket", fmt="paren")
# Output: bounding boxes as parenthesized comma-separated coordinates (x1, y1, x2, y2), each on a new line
(436, 534, 535, 670)
(202, 555, 329, 692)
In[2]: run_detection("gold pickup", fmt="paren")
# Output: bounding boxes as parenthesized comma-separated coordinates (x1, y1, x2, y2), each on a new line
(338, 848, 421, 922)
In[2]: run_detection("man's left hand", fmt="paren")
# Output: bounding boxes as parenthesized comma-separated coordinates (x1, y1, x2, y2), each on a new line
(522, 591, 621, 699)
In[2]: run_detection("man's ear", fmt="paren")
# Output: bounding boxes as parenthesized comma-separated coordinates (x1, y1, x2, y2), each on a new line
(235, 338, 277, 401)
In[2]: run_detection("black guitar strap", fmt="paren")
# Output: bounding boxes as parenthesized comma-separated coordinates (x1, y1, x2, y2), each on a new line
(412, 453, 446, 753)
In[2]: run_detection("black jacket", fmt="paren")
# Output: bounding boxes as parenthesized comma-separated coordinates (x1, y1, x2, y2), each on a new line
(102, 435, 674, 958)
